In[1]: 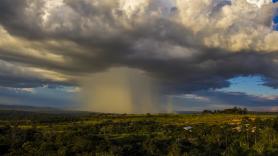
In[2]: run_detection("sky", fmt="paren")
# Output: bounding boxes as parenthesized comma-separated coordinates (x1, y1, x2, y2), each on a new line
(0, 0, 278, 112)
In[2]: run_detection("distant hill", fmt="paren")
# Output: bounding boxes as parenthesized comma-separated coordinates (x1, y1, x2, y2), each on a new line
(0, 105, 95, 123)
(176, 111, 201, 114)
(0, 104, 66, 113)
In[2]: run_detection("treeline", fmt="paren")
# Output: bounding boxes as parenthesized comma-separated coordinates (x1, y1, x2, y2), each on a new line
(203, 107, 248, 115)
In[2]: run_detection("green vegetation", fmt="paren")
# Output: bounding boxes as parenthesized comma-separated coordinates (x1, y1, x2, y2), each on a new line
(0, 110, 277, 156)
(203, 107, 248, 115)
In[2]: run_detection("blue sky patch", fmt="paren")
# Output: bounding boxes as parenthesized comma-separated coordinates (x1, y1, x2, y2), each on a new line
(219, 76, 278, 96)
(273, 8, 278, 30)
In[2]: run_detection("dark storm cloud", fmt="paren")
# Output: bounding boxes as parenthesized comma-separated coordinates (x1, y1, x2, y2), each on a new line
(263, 77, 278, 89)
(0, 0, 277, 94)
(196, 90, 278, 107)
(0, 0, 46, 39)
(0, 87, 75, 108)
(127, 50, 278, 93)
(173, 90, 278, 111)
(0, 58, 74, 88)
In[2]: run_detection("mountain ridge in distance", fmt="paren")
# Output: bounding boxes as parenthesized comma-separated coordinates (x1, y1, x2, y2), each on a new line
(0, 104, 70, 114)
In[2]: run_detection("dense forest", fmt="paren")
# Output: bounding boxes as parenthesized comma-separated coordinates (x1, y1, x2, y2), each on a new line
(0, 110, 278, 156)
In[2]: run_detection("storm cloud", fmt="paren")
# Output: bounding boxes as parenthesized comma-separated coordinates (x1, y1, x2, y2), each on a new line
(0, 0, 277, 99)
(172, 90, 278, 111)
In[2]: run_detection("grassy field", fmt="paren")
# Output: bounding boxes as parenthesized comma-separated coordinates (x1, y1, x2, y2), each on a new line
(0, 111, 278, 155)
(1, 113, 276, 130)
(3, 113, 275, 127)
